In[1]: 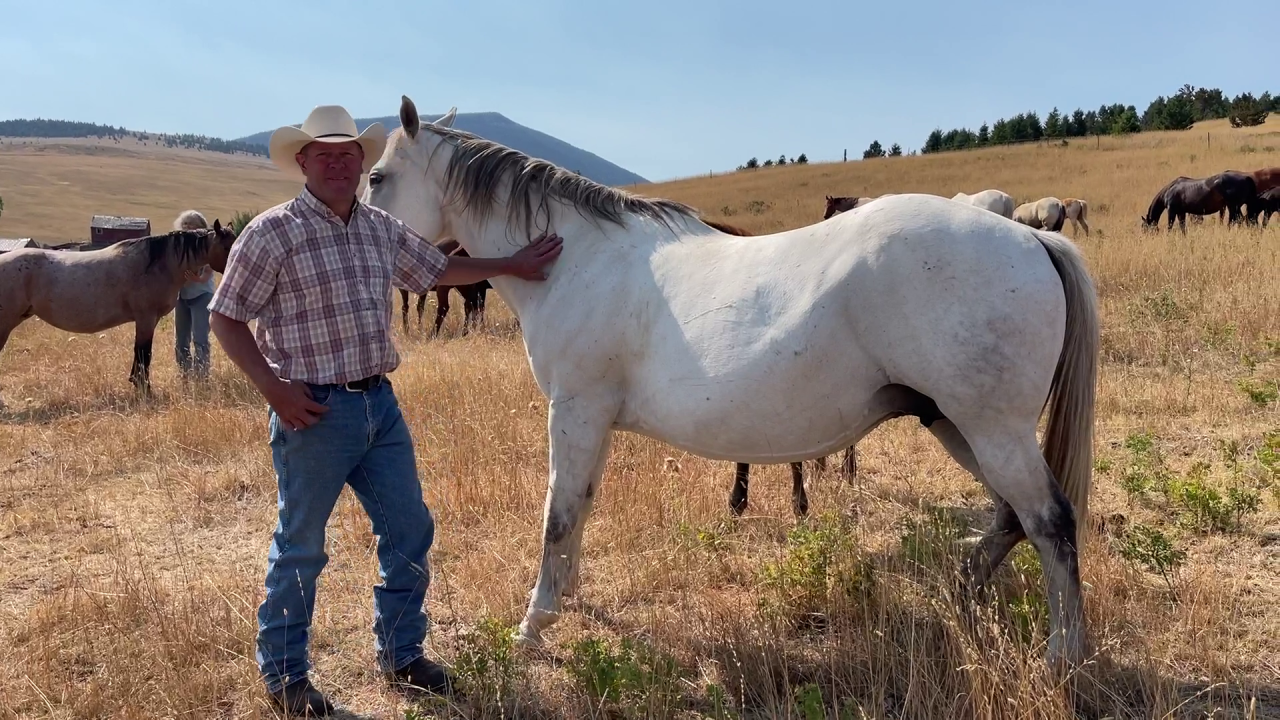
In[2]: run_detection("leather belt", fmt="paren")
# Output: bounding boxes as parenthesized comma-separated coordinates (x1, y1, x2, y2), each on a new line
(341, 374, 385, 392)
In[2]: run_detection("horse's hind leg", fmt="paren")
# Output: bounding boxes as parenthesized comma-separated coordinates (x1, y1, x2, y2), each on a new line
(729, 463, 750, 515)
(518, 394, 618, 647)
(790, 462, 809, 517)
(432, 289, 449, 337)
(924, 419, 1025, 590)
(415, 293, 427, 330)
(399, 289, 410, 332)
(955, 420, 1085, 667)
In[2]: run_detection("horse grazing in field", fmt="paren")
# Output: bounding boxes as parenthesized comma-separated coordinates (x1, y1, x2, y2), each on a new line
(1250, 187, 1280, 228)
(1142, 171, 1257, 232)
(1061, 198, 1090, 236)
(366, 95, 1101, 670)
(951, 189, 1016, 219)
(0, 215, 237, 400)
(398, 238, 491, 336)
(1014, 197, 1067, 232)
(699, 217, 858, 517)
(1237, 167, 1280, 224)
(823, 194, 893, 219)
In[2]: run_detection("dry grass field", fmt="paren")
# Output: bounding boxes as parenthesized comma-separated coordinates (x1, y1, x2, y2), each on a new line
(2, 116, 1280, 719)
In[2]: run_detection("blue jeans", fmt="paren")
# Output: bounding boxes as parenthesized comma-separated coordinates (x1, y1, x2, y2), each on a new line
(174, 292, 212, 377)
(255, 379, 435, 693)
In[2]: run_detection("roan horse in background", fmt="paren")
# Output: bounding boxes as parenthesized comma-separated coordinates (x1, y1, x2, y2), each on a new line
(366, 95, 1101, 670)
(700, 217, 858, 517)
(398, 238, 491, 336)
(0, 214, 237, 403)
(1142, 171, 1258, 232)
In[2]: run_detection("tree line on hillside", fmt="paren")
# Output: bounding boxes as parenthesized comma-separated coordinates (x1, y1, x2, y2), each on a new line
(736, 153, 809, 170)
(0, 118, 268, 157)
(918, 85, 1276, 155)
(733, 84, 1277, 170)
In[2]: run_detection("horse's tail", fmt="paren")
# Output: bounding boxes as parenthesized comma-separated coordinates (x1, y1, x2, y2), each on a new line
(1051, 202, 1067, 232)
(174, 209, 208, 231)
(1031, 230, 1099, 550)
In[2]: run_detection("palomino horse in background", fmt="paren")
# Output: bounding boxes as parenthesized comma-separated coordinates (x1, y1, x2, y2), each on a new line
(0, 215, 237, 401)
(951, 189, 1016, 219)
(823, 194, 893, 219)
(1014, 197, 1067, 232)
(1061, 198, 1090, 236)
(1142, 171, 1257, 232)
(398, 238, 492, 336)
(367, 95, 1100, 669)
(700, 217, 858, 518)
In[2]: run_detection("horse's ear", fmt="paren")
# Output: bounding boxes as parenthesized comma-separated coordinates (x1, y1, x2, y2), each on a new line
(213, 218, 222, 233)
(434, 106, 458, 129)
(400, 95, 420, 139)
(825, 195, 833, 202)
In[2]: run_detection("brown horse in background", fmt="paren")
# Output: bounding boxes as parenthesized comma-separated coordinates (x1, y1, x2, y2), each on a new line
(700, 216, 859, 518)
(0, 216, 237, 402)
(399, 238, 491, 337)
(823, 194, 893, 220)
(1141, 171, 1257, 232)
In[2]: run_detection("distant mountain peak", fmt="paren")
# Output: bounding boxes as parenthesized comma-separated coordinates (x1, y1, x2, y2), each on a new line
(236, 111, 648, 187)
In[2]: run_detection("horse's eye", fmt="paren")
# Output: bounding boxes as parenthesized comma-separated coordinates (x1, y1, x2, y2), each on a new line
(369, 172, 384, 186)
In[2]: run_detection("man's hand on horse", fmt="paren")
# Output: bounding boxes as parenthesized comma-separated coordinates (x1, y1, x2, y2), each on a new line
(507, 232, 564, 281)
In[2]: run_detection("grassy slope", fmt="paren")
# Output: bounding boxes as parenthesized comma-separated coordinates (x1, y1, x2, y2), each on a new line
(1, 117, 1279, 719)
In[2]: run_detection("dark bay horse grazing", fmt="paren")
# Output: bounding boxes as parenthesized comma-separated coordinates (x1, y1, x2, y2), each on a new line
(1141, 171, 1257, 233)
(1251, 187, 1280, 228)
(0, 216, 237, 402)
(701, 217, 858, 517)
(398, 238, 491, 336)
(1240, 167, 1280, 224)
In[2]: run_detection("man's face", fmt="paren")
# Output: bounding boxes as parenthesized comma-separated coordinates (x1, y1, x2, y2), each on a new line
(296, 140, 364, 198)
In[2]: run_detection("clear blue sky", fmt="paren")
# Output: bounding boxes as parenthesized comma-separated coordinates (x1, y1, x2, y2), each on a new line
(4, 0, 1277, 182)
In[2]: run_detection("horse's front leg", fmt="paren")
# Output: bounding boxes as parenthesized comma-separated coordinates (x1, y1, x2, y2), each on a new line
(841, 445, 858, 482)
(790, 462, 809, 517)
(729, 463, 750, 515)
(129, 316, 158, 394)
(517, 393, 618, 648)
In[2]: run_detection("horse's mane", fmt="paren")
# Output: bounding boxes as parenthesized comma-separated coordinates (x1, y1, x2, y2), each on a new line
(416, 124, 698, 237)
(119, 230, 214, 273)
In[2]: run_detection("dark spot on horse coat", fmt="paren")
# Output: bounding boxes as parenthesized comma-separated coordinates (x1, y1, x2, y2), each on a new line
(545, 513, 572, 544)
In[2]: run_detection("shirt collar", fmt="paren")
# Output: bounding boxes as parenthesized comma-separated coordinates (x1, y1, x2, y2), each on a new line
(298, 184, 366, 225)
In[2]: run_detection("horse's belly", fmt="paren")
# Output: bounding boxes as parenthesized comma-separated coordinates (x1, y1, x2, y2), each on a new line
(615, 332, 885, 462)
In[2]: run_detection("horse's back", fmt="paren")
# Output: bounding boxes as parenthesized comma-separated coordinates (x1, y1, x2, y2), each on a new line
(614, 194, 1070, 452)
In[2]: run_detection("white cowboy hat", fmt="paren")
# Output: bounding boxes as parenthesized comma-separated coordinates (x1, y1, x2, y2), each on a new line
(267, 104, 386, 179)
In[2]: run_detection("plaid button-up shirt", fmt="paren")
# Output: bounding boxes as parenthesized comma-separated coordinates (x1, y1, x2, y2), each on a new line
(209, 186, 449, 385)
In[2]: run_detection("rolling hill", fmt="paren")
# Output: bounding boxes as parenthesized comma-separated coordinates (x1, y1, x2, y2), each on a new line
(236, 111, 648, 187)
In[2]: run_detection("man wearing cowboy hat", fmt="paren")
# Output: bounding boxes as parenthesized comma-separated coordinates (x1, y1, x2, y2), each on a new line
(209, 103, 562, 715)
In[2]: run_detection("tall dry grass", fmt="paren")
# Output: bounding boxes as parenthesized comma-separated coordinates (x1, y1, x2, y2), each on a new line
(2, 120, 1280, 719)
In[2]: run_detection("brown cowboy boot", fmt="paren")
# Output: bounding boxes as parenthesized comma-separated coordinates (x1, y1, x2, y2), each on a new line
(386, 656, 456, 698)
(268, 676, 335, 717)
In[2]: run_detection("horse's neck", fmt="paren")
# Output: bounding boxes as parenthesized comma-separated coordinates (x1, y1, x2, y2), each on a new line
(445, 196, 695, 321)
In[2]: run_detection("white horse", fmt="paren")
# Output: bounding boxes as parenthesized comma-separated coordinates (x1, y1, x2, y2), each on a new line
(365, 95, 1100, 669)
(951, 189, 1016, 219)
(1014, 197, 1067, 232)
